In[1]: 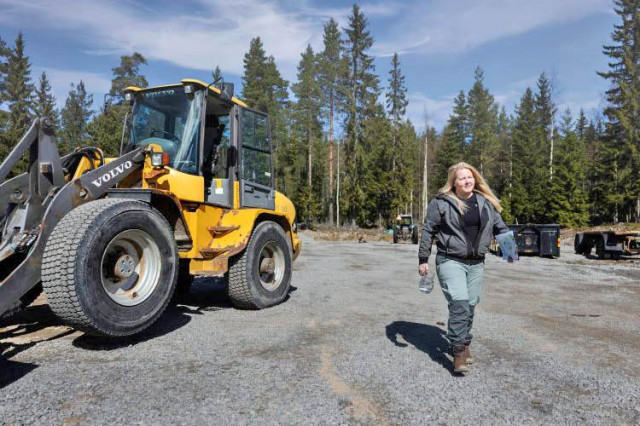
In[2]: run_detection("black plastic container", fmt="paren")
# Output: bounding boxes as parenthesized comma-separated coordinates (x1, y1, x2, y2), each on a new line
(509, 224, 560, 258)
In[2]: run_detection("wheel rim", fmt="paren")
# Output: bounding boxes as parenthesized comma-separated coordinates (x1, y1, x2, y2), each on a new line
(101, 229, 161, 306)
(258, 240, 285, 291)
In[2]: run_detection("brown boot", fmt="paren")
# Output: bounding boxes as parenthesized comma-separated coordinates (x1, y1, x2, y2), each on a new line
(464, 345, 474, 365)
(452, 345, 469, 374)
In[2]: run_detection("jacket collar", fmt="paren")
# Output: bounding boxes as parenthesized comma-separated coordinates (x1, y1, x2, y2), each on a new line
(437, 191, 488, 213)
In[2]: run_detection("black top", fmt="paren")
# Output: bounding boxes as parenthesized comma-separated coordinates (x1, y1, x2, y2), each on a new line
(462, 193, 480, 251)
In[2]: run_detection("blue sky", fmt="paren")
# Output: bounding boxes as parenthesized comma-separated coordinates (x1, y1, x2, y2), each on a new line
(0, 0, 617, 131)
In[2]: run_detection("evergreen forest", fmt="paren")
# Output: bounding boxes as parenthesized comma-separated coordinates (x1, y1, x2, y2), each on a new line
(0, 2, 638, 228)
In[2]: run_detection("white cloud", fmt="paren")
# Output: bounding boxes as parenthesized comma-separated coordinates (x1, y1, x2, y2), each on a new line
(406, 91, 455, 132)
(373, 0, 612, 57)
(0, 0, 325, 80)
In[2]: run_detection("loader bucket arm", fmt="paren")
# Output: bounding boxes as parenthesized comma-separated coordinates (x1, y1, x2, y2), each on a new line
(0, 118, 146, 316)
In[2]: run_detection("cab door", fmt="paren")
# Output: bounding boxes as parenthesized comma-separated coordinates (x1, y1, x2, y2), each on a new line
(238, 107, 275, 210)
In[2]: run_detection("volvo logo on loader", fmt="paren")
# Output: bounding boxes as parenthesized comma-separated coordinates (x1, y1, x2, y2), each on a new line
(91, 161, 133, 188)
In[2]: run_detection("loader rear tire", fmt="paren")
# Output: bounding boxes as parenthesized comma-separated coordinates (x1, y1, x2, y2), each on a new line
(42, 199, 178, 337)
(227, 221, 291, 309)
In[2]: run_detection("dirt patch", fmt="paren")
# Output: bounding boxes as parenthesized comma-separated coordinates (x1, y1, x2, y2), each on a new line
(305, 227, 391, 242)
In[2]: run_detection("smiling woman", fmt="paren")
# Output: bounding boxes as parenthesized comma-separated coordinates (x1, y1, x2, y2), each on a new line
(418, 161, 511, 374)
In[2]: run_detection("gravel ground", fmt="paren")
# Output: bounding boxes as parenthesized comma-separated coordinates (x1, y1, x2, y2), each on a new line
(1, 233, 639, 425)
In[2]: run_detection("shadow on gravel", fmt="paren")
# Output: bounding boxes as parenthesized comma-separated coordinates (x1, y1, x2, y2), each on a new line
(385, 321, 460, 376)
(1, 304, 73, 389)
(72, 305, 193, 351)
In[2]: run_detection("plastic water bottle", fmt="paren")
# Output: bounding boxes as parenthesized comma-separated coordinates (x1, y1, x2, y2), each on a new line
(419, 272, 435, 294)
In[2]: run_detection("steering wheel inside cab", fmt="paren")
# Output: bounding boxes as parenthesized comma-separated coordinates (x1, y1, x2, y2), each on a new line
(136, 128, 180, 159)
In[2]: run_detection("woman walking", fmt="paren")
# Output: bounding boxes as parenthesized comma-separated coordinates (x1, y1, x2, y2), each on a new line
(418, 162, 511, 374)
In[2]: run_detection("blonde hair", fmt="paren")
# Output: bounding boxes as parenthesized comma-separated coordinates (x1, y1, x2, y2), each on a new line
(438, 162, 502, 213)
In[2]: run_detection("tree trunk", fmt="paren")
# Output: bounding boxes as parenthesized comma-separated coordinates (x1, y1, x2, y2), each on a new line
(422, 132, 428, 220)
(328, 96, 334, 226)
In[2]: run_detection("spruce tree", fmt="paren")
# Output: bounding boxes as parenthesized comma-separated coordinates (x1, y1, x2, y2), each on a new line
(5, 33, 34, 141)
(510, 88, 542, 222)
(534, 72, 556, 180)
(60, 81, 93, 151)
(597, 0, 640, 221)
(241, 37, 289, 190)
(466, 67, 499, 180)
(317, 18, 344, 225)
(33, 71, 59, 128)
(0, 36, 9, 104)
(0, 36, 10, 138)
(435, 93, 467, 195)
(548, 109, 590, 226)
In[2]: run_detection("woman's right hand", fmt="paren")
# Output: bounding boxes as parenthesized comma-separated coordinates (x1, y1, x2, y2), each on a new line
(419, 263, 429, 276)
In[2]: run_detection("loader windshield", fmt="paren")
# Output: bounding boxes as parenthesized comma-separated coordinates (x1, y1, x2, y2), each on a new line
(127, 86, 203, 174)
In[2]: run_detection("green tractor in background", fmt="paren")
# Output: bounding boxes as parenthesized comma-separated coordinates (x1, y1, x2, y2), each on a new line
(393, 214, 419, 244)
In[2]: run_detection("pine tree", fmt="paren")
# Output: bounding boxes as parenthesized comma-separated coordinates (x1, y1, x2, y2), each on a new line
(110, 53, 148, 98)
(317, 18, 344, 225)
(341, 4, 381, 226)
(5, 33, 34, 142)
(291, 44, 323, 222)
(33, 71, 59, 128)
(386, 53, 408, 170)
(60, 81, 93, 151)
(466, 67, 499, 180)
(597, 0, 640, 221)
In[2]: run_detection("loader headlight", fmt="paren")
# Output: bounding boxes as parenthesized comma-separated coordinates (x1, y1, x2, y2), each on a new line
(150, 152, 170, 168)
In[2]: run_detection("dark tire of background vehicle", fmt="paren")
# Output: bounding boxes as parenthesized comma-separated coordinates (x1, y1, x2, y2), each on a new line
(393, 228, 398, 244)
(175, 259, 194, 294)
(596, 237, 606, 259)
(41, 199, 178, 337)
(412, 227, 419, 244)
(574, 234, 584, 254)
(227, 221, 292, 309)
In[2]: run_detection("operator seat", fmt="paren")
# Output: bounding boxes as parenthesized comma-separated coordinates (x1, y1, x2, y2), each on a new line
(202, 115, 223, 177)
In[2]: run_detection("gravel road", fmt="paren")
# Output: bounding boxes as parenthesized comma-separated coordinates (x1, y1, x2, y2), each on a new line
(1, 233, 639, 425)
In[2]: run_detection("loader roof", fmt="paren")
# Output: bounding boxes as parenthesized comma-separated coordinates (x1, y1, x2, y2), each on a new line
(125, 78, 248, 108)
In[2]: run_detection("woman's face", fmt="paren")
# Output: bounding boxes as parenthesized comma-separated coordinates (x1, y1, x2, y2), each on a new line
(454, 168, 475, 198)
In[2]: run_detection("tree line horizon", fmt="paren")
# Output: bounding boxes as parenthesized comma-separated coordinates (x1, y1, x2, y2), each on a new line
(1, 2, 638, 228)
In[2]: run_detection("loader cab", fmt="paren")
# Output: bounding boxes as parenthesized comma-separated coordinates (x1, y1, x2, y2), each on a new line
(124, 80, 275, 210)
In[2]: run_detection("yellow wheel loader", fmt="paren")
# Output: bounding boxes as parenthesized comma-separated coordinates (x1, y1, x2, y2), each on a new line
(0, 79, 301, 337)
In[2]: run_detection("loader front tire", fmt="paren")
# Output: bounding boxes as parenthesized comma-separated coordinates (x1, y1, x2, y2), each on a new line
(42, 199, 178, 337)
(227, 221, 292, 309)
